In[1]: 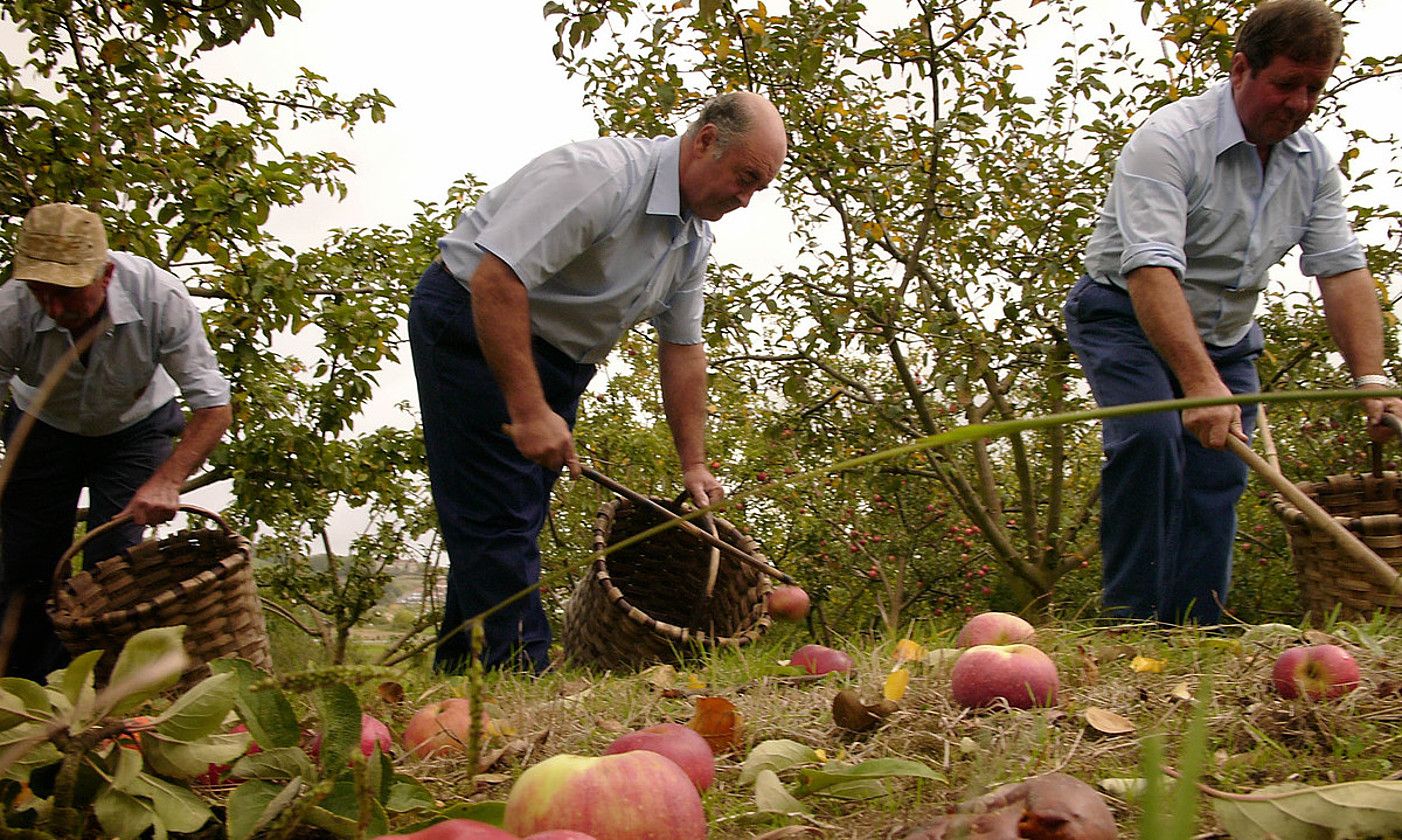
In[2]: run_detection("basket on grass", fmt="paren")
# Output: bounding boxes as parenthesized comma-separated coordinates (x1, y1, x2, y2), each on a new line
(48, 505, 272, 692)
(1269, 465, 1402, 621)
(562, 495, 772, 670)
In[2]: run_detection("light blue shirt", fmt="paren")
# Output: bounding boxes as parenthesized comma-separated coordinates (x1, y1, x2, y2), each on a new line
(438, 135, 713, 364)
(1083, 81, 1366, 347)
(0, 251, 230, 436)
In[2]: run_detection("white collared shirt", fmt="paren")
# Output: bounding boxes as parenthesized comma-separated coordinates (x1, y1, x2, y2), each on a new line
(437, 135, 713, 364)
(0, 251, 230, 435)
(1083, 81, 1366, 347)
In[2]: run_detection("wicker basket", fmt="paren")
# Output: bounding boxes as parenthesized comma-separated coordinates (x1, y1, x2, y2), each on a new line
(48, 505, 272, 692)
(1269, 469, 1402, 621)
(562, 496, 772, 670)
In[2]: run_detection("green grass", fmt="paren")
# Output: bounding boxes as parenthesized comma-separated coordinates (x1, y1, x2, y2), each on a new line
(282, 613, 1402, 838)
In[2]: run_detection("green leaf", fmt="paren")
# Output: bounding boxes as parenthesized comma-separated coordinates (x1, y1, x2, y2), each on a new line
(93, 787, 156, 840)
(107, 627, 188, 715)
(0, 679, 52, 721)
(139, 730, 251, 779)
(434, 800, 507, 826)
(311, 778, 388, 836)
(754, 768, 809, 814)
(152, 672, 236, 740)
(385, 775, 436, 813)
(210, 659, 300, 749)
(110, 743, 144, 789)
(124, 772, 213, 834)
(230, 746, 317, 781)
(0, 721, 63, 775)
(227, 778, 303, 840)
(1212, 780, 1402, 839)
(739, 739, 820, 784)
(313, 684, 360, 776)
(56, 649, 104, 711)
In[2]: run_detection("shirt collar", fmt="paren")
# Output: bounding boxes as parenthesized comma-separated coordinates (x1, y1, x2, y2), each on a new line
(104, 264, 140, 326)
(1214, 79, 1312, 158)
(647, 136, 685, 218)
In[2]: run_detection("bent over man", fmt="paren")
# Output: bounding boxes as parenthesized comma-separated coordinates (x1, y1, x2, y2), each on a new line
(1064, 0, 1401, 625)
(0, 203, 232, 679)
(410, 92, 787, 673)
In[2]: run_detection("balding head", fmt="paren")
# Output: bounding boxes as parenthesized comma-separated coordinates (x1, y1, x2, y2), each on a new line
(678, 92, 787, 221)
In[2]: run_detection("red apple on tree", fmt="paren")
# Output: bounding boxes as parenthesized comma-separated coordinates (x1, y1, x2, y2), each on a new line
(502, 751, 706, 840)
(950, 644, 1060, 709)
(790, 643, 854, 676)
(954, 611, 1036, 647)
(1272, 644, 1360, 700)
(767, 585, 810, 622)
(604, 722, 715, 791)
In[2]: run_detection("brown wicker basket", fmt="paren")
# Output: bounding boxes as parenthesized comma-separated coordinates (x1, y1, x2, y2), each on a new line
(1269, 469, 1402, 621)
(562, 496, 772, 670)
(48, 505, 272, 691)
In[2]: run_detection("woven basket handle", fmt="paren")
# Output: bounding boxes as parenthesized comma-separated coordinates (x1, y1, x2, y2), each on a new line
(52, 504, 234, 591)
(1369, 413, 1402, 478)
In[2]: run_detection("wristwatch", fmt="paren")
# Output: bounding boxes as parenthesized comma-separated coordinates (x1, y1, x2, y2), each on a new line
(1353, 374, 1397, 389)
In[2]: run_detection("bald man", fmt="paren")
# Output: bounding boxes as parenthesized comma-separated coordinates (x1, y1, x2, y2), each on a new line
(409, 92, 787, 673)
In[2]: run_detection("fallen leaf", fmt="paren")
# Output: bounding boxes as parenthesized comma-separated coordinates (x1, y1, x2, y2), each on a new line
(639, 664, 678, 690)
(1169, 681, 1193, 702)
(1303, 629, 1346, 647)
(1077, 644, 1100, 685)
(1211, 779, 1402, 839)
(922, 648, 961, 668)
(685, 673, 708, 691)
(754, 768, 809, 814)
(884, 668, 910, 701)
(894, 639, 926, 663)
(690, 696, 743, 754)
(1130, 655, 1166, 673)
(1240, 623, 1300, 644)
(739, 739, 820, 784)
(832, 690, 896, 733)
(375, 681, 405, 704)
(1083, 706, 1136, 735)
(1099, 777, 1147, 799)
(1199, 637, 1242, 655)
(593, 718, 626, 733)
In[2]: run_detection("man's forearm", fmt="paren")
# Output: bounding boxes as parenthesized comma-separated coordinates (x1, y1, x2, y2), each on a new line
(1125, 267, 1223, 395)
(469, 253, 549, 422)
(150, 404, 231, 490)
(658, 340, 709, 469)
(1319, 268, 1389, 380)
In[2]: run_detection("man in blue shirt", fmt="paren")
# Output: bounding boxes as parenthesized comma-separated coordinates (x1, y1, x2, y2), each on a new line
(410, 91, 787, 673)
(0, 203, 232, 680)
(1064, 0, 1401, 625)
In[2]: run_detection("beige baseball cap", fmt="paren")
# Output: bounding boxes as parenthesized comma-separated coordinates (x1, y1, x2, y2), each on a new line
(11, 203, 109, 288)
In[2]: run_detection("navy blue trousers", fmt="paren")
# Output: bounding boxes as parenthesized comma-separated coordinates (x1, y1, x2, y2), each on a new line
(1064, 277, 1261, 625)
(0, 399, 184, 681)
(408, 261, 595, 673)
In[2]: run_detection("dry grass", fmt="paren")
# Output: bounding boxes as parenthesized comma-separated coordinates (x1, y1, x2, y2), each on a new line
(371, 613, 1402, 838)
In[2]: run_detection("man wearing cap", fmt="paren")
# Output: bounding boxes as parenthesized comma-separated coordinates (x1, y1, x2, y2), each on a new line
(1063, 0, 1401, 626)
(0, 203, 232, 680)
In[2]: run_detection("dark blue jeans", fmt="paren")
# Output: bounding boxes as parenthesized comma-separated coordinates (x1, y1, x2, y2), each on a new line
(408, 261, 595, 673)
(1064, 277, 1261, 625)
(1, 399, 185, 681)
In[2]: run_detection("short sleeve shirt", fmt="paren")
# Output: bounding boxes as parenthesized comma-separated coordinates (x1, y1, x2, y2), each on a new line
(1082, 81, 1366, 347)
(437, 135, 713, 364)
(0, 251, 231, 435)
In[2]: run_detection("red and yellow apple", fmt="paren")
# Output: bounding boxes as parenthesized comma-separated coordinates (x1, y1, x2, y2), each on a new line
(1271, 643, 1360, 700)
(790, 643, 854, 676)
(370, 818, 518, 839)
(502, 751, 706, 840)
(767, 585, 811, 621)
(402, 698, 494, 759)
(954, 611, 1036, 647)
(604, 722, 715, 791)
(950, 644, 1059, 709)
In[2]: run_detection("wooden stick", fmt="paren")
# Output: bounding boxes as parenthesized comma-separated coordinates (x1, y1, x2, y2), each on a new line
(1227, 436, 1401, 596)
(580, 467, 796, 585)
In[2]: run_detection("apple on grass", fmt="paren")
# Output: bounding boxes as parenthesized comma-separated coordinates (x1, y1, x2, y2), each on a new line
(767, 585, 811, 621)
(954, 611, 1036, 647)
(1272, 643, 1360, 700)
(307, 713, 393, 762)
(503, 751, 706, 840)
(790, 643, 854, 676)
(403, 697, 498, 759)
(604, 722, 715, 791)
(950, 644, 1059, 709)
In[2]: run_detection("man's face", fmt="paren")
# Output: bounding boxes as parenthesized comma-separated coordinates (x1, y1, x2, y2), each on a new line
(1231, 51, 1335, 147)
(25, 264, 111, 330)
(680, 124, 785, 222)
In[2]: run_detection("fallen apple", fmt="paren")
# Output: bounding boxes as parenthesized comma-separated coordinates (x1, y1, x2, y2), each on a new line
(197, 722, 259, 785)
(308, 713, 393, 762)
(954, 611, 1036, 647)
(790, 643, 854, 676)
(502, 751, 706, 840)
(767, 585, 811, 621)
(1272, 643, 1360, 700)
(950, 644, 1059, 709)
(370, 818, 517, 839)
(604, 722, 716, 791)
(402, 697, 494, 759)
